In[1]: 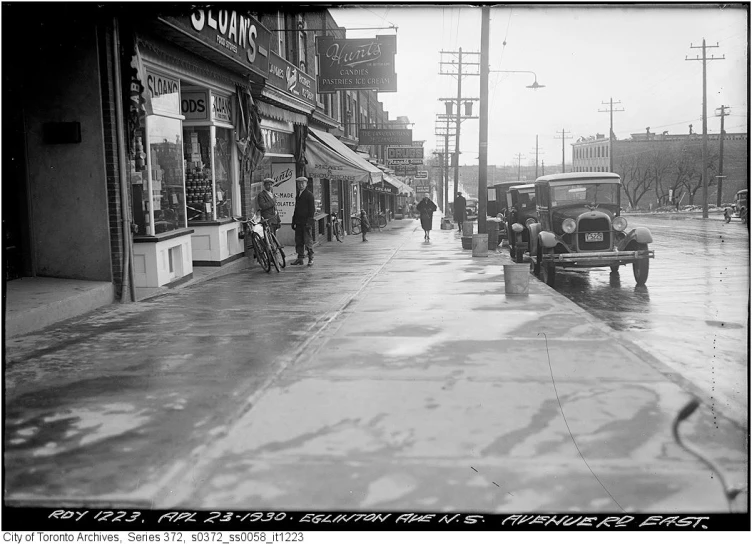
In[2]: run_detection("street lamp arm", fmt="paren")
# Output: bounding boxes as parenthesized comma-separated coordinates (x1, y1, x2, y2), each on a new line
(488, 70, 545, 89)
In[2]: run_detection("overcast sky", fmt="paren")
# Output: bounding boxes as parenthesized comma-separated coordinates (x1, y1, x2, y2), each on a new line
(329, 3, 749, 169)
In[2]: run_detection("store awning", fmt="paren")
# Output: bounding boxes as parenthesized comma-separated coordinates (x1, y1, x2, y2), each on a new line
(382, 174, 414, 196)
(306, 128, 383, 184)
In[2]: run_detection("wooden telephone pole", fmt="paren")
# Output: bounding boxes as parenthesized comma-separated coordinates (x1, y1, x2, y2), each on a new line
(599, 98, 624, 172)
(715, 105, 730, 207)
(555, 129, 572, 173)
(686, 39, 724, 218)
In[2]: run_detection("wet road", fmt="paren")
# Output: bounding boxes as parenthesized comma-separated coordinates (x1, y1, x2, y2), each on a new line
(551, 214, 749, 424)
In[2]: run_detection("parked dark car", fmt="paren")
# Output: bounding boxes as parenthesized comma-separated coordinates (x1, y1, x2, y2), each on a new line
(724, 189, 748, 228)
(506, 183, 537, 263)
(525, 172, 655, 287)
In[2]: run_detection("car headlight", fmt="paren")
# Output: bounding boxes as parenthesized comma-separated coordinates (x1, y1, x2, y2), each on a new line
(562, 218, 576, 233)
(612, 216, 628, 232)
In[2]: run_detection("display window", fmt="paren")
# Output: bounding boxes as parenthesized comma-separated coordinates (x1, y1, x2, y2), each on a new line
(313, 178, 323, 214)
(183, 123, 235, 223)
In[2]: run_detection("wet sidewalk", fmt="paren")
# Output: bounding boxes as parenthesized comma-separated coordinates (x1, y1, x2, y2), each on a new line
(3, 216, 747, 513)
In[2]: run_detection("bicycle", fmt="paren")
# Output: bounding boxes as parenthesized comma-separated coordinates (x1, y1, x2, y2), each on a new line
(330, 211, 344, 242)
(259, 217, 286, 272)
(235, 216, 271, 273)
(350, 214, 362, 235)
(672, 398, 746, 512)
(372, 210, 387, 229)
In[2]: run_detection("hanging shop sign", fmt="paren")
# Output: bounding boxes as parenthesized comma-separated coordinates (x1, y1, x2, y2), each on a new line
(415, 170, 428, 179)
(159, 10, 270, 78)
(272, 162, 297, 224)
(359, 128, 412, 146)
(267, 51, 316, 107)
(404, 165, 418, 176)
(387, 146, 424, 160)
(316, 35, 397, 93)
(387, 158, 423, 166)
(181, 90, 209, 121)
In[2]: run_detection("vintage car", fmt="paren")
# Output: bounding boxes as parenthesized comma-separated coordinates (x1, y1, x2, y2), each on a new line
(524, 172, 654, 287)
(506, 183, 538, 263)
(724, 189, 748, 227)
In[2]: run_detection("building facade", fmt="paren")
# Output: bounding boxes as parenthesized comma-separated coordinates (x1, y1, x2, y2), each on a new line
(4, 5, 412, 305)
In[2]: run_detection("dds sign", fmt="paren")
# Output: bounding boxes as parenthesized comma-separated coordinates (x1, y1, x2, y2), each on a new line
(181, 91, 209, 120)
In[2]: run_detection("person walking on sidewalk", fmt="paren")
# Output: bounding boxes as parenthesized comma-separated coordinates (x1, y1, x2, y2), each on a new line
(360, 209, 370, 242)
(454, 191, 467, 234)
(416, 196, 437, 241)
(257, 178, 281, 236)
(291, 176, 315, 266)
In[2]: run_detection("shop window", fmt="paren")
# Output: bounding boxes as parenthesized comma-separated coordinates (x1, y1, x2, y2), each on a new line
(183, 125, 234, 222)
(147, 116, 186, 234)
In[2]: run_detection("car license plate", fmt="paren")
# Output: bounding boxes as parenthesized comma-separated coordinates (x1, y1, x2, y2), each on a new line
(585, 232, 603, 242)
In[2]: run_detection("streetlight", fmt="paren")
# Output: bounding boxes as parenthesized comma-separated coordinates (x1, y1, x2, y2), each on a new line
(478, 66, 545, 234)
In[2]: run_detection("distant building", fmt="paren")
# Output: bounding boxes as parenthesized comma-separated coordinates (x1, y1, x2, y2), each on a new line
(572, 128, 749, 203)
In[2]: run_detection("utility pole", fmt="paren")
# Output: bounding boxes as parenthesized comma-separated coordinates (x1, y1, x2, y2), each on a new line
(599, 98, 624, 172)
(687, 38, 724, 219)
(541, 160, 545, 176)
(439, 49, 480, 213)
(530, 135, 545, 179)
(715, 105, 730, 207)
(435, 114, 456, 214)
(514, 153, 526, 180)
(555, 129, 572, 173)
(478, 6, 489, 234)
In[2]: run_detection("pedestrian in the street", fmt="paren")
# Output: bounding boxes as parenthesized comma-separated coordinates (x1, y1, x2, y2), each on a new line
(291, 176, 315, 266)
(454, 191, 467, 233)
(360, 209, 370, 242)
(416, 196, 437, 241)
(256, 178, 281, 236)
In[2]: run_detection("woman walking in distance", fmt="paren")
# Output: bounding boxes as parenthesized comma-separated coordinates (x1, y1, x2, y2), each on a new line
(416, 196, 437, 241)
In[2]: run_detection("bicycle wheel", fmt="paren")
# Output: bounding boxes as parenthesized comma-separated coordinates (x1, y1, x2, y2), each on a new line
(251, 232, 271, 272)
(378, 215, 387, 228)
(269, 232, 286, 269)
(351, 217, 361, 235)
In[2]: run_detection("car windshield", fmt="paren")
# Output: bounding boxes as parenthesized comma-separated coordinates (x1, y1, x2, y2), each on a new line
(550, 183, 619, 207)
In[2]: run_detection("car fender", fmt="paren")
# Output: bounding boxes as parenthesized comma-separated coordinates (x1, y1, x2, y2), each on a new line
(538, 230, 557, 249)
(619, 227, 653, 249)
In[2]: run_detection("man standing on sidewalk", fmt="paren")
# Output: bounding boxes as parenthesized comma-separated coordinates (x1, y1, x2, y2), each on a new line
(454, 191, 467, 233)
(291, 176, 315, 266)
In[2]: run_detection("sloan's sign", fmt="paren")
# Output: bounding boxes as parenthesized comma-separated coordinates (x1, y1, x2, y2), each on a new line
(267, 52, 316, 107)
(316, 35, 397, 93)
(160, 9, 270, 78)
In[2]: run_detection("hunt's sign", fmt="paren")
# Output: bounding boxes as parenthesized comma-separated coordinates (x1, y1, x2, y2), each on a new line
(160, 10, 270, 78)
(267, 52, 316, 107)
(316, 35, 397, 93)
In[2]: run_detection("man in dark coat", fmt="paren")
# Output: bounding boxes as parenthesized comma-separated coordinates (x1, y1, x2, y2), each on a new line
(291, 176, 315, 266)
(454, 191, 467, 233)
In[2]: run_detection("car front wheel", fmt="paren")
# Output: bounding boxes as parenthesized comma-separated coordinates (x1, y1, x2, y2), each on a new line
(538, 247, 556, 287)
(632, 244, 649, 285)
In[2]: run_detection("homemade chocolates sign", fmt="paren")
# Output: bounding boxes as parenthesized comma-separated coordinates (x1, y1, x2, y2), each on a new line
(316, 35, 397, 93)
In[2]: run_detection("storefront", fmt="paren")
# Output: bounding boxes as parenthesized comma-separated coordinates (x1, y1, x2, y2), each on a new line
(305, 128, 383, 237)
(127, 10, 271, 287)
(248, 51, 316, 247)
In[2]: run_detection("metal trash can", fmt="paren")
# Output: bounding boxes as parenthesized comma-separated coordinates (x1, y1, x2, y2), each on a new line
(503, 263, 530, 295)
(462, 221, 474, 236)
(461, 235, 473, 249)
(472, 234, 488, 257)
